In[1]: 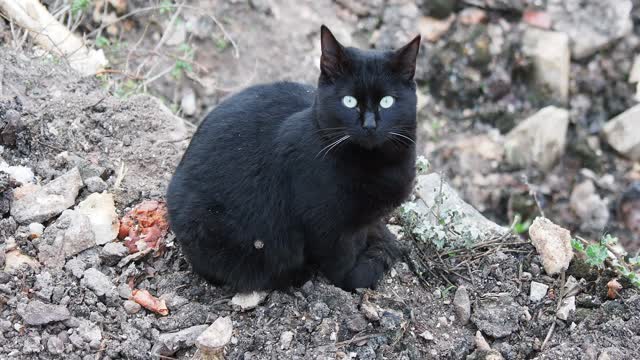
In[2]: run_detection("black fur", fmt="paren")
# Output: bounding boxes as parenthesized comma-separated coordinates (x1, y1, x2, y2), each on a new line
(167, 26, 421, 292)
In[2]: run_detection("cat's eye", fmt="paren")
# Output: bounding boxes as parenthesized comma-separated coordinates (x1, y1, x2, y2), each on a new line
(380, 96, 394, 109)
(342, 96, 358, 108)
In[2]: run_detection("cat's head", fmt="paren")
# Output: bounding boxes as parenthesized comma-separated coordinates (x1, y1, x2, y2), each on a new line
(315, 25, 420, 150)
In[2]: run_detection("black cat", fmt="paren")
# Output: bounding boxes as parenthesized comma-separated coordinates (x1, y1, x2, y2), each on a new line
(167, 26, 420, 292)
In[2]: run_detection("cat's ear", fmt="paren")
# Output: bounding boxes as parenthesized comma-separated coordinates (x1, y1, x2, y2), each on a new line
(390, 35, 421, 81)
(320, 25, 348, 81)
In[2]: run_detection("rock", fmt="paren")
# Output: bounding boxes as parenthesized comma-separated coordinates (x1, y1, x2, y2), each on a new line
(569, 180, 609, 232)
(81, 268, 117, 298)
(123, 300, 142, 314)
(230, 291, 268, 311)
(548, 0, 633, 59)
(418, 15, 455, 43)
(156, 324, 208, 356)
(619, 182, 640, 240)
(419, 330, 434, 341)
(196, 317, 233, 358)
(472, 331, 505, 360)
(0, 162, 34, 185)
(28, 222, 44, 239)
(361, 302, 380, 321)
(346, 314, 368, 332)
(522, 10, 552, 29)
(556, 296, 576, 320)
(13, 183, 41, 200)
(101, 242, 128, 265)
(630, 55, 640, 84)
(47, 336, 65, 354)
(0, 109, 23, 147)
(453, 286, 471, 325)
(528, 217, 574, 275)
(17, 300, 70, 325)
(529, 281, 549, 302)
(76, 193, 119, 245)
(35, 271, 54, 300)
(165, 21, 187, 47)
(522, 28, 570, 103)
(408, 173, 508, 248)
(471, 294, 523, 338)
(458, 8, 486, 25)
(4, 249, 40, 272)
(602, 104, 640, 161)
(84, 176, 107, 193)
(10, 168, 83, 224)
(279, 330, 294, 350)
(504, 106, 570, 172)
(564, 276, 582, 297)
(379, 309, 403, 331)
(77, 319, 102, 345)
(181, 87, 197, 116)
(65, 257, 87, 278)
(38, 209, 96, 268)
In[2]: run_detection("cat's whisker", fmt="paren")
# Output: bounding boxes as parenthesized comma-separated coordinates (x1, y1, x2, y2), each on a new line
(389, 132, 415, 145)
(317, 135, 350, 159)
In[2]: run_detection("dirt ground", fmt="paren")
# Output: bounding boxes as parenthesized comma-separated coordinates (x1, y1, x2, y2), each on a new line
(1, 0, 640, 359)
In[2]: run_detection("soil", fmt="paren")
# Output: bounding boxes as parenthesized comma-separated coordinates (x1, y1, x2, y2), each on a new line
(0, 1, 639, 359)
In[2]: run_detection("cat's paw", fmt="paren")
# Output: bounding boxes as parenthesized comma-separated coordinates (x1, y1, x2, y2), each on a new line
(341, 256, 386, 291)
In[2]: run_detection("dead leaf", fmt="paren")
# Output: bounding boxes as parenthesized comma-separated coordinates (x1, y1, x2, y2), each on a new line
(131, 289, 169, 316)
(607, 279, 622, 299)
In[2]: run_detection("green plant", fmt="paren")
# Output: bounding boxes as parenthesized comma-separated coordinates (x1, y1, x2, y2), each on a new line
(72, 0, 91, 17)
(160, 0, 174, 14)
(513, 214, 531, 235)
(572, 235, 639, 288)
(95, 36, 110, 48)
(171, 43, 195, 78)
(215, 37, 229, 51)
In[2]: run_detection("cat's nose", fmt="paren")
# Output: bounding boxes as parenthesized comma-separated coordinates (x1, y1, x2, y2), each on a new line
(363, 112, 376, 131)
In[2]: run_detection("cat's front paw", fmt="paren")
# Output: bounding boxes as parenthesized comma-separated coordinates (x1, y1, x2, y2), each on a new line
(341, 256, 386, 291)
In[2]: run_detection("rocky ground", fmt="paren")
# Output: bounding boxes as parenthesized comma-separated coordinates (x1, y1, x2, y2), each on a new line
(1, 0, 640, 359)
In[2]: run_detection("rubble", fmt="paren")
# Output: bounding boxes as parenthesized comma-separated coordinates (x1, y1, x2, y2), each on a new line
(529, 217, 574, 275)
(603, 104, 640, 161)
(522, 28, 570, 103)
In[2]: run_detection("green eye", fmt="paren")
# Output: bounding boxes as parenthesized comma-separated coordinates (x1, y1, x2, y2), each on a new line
(380, 96, 394, 109)
(342, 96, 358, 108)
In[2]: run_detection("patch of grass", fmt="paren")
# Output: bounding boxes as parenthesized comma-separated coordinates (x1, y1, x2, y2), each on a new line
(573, 235, 640, 288)
(72, 0, 91, 17)
(171, 43, 195, 79)
(513, 214, 531, 235)
(95, 36, 110, 48)
(160, 0, 174, 14)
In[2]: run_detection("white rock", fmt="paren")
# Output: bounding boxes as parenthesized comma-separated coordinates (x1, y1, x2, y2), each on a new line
(453, 286, 471, 325)
(76, 193, 119, 245)
(279, 331, 294, 350)
(603, 104, 640, 161)
(556, 296, 576, 320)
(548, 0, 633, 59)
(630, 54, 640, 83)
(4, 249, 40, 272)
(361, 302, 380, 321)
(196, 317, 233, 355)
(411, 173, 508, 248)
(0, 162, 35, 184)
(569, 180, 609, 232)
(28, 223, 45, 238)
(419, 330, 434, 341)
(504, 106, 569, 171)
(230, 291, 268, 311)
(157, 324, 209, 355)
(38, 210, 96, 268)
(10, 168, 83, 224)
(181, 87, 197, 116)
(522, 28, 570, 103)
(529, 281, 549, 302)
(528, 217, 573, 275)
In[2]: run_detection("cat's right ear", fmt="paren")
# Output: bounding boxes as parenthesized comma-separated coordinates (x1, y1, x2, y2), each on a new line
(320, 25, 348, 81)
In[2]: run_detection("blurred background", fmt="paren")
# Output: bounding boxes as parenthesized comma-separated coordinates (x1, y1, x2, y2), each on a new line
(1, 0, 639, 253)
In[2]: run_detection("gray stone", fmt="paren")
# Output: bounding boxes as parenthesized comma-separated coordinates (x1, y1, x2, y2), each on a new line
(76, 193, 119, 245)
(556, 296, 576, 321)
(280, 330, 295, 350)
(360, 302, 380, 321)
(379, 309, 403, 331)
(118, 283, 133, 299)
(38, 209, 96, 268)
(17, 300, 71, 325)
(47, 336, 65, 354)
(346, 314, 368, 333)
(471, 295, 524, 338)
(570, 180, 610, 232)
(10, 167, 83, 224)
(529, 281, 549, 302)
(603, 104, 640, 161)
(453, 286, 471, 325)
(101, 242, 128, 265)
(548, 0, 633, 59)
(77, 319, 102, 344)
(81, 268, 117, 298)
(123, 300, 142, 314)
(504, 106, 570, 172)
(84, 176, 107, 193)
(522, 28, 570, 103)
(65, 257, 87, 278)
(35, 271, 54, 300)
(529, 217, 574, 275)
(196, 317, 233, 355)
(156, 324, 208, 356)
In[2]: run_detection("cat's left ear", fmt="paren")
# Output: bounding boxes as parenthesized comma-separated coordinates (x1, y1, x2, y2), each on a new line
(390, 35, 421, 81)
(320, 25, 349, 81)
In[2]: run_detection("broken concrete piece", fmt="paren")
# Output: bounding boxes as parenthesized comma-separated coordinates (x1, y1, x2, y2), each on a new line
(528, 217, 573, 275)
(17, 300, 70, 325)
(196, 316, 233, 359)
(230, 291, 268, 311)
(155, 324, 209, 356)
(38, 209, 96, 268)
(471, 294, 524, 338)
(504, 106, 570, 172)
(81, 268, 118, 298)
(11, 167, 83, 224)
(603, 104, 640, 161)
(529, 281, 549, 302)
(4, 249, 40, 272)
(453, 286, 471, 325)
(76, 193, 119, 245)
(522, 28, 570, 103)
